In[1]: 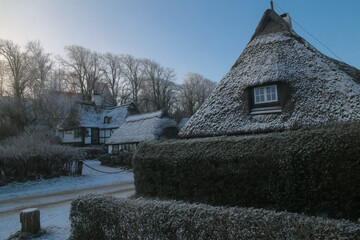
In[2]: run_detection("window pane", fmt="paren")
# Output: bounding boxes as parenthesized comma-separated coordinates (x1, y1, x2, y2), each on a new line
(256, 96, 260, 103)
(266, 93, 271, 100)
(272, 93, 276, 100)
(260, 88, 264, 94)
(271, 85, 276, 93)
(260, 95, 265, 102)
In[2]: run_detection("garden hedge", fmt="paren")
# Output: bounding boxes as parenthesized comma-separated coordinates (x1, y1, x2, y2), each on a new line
(0, 126, 80, 184)
(133, 123, 360, 220)
(70, 194, 360, 240)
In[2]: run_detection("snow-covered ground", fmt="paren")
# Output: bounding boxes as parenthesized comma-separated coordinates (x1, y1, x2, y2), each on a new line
(0, 160, 135, 240)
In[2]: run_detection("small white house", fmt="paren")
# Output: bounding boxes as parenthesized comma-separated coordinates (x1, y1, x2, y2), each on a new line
(106, 110, 179, 153)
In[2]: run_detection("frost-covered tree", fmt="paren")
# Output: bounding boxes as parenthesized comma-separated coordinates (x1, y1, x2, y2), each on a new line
(0, 39, 34, 134)
(141, 59, 178, 112)
(120, 54, 144, 106)
(47, 68, 68, 92)
(102, 53, 123, 106)
(26, 41, 53, 99)
(180, 72, 216, 117)
(0, 39, 31, 100)
(60, 45, 103, 101)
(0, 60, 5, 96)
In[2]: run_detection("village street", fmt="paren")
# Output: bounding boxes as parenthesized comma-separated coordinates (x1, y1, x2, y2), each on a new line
(0, 160, 135, 240)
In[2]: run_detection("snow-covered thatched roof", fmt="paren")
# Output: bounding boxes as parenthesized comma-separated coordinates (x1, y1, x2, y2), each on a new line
(106, 110, 178, 145)
(59, 102, 139, 130)
(179, 9, 360, 138)
(178, 118, 189, 129)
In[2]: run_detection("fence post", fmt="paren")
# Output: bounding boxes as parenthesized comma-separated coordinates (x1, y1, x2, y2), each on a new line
(20, 208, 40, 233)
(76, 161, 83, 175)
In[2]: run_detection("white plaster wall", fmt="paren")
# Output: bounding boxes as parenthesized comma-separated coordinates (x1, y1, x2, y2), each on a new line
(108, 145, 113, 154)
(61, 130, 82, 143)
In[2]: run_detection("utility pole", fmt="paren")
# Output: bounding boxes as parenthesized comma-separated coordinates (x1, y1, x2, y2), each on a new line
(270, 0, 274, 10)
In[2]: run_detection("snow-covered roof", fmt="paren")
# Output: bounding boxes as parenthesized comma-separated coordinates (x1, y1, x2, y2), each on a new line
(106, 110, 179, 144)
(179, 9, 360, 138)
(59, 102, 139, 130)
(178, 118, 189, 129)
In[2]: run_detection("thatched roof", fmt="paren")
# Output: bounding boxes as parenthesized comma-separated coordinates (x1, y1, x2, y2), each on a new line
(178, 118, 189, 129)
(106, 110, 178, 145)
(59, 102, 139, 130)
(179, 9, 360, 138)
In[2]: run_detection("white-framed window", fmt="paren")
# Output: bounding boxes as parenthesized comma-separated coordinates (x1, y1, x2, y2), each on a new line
(254, 85, 278, 104)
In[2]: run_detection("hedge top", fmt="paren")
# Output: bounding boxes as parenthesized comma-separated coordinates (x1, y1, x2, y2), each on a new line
(179, 9, 360, 138)
(70, 194, 360, 240)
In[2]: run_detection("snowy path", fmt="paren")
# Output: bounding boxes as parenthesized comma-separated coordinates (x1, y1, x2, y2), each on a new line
(0, 160, 135, 240)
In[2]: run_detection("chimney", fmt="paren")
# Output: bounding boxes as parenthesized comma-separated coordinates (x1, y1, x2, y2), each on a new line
(280, 13, 292, 29)
(91, 94, 102, 107)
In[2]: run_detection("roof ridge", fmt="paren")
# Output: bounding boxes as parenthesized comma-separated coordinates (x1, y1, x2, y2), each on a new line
(126, 110, 164, 122)
(250, 9, 291, 42)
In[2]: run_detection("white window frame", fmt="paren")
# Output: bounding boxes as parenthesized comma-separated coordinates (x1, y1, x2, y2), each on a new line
(253, 84, 278, 104)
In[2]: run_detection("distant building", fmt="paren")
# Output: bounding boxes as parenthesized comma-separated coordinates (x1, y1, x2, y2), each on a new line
(57, 101, 140, 145)
(106, 110, 178, 153)
(180, 9, 360, 138)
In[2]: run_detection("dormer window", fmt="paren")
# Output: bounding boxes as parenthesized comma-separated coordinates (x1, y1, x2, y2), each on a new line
(104, 116, 111, 124)
(250, 84, 282, 115)
(254, 85, 278, 104)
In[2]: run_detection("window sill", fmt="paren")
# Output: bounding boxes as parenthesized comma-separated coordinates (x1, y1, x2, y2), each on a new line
(250, 106, 282, 115)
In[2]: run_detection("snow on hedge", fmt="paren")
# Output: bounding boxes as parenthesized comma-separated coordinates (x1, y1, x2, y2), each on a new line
(70, 194, 360, 240)
(0, 125, 79, 183)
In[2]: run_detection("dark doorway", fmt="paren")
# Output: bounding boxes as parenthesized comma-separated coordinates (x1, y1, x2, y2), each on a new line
(91, 128, 99, 144)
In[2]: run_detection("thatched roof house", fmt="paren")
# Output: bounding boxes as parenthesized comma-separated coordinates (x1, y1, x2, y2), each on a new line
(180, 9, 360, 138)
(106, 110, 178, 153)
(58, 102, 139, 145)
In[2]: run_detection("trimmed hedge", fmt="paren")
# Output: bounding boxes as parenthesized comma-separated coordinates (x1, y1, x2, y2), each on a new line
(133, 123, 360, 220)
(70, 194, 360, 240)
(0, 126, 80, 184)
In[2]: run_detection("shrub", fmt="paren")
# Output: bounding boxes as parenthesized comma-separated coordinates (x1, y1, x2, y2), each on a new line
(99, 152, 134, 168)
(0, 125, 80, 184)
(78, 146, 107, 160)
(70, 194, 360, 240)
(133, 123, 360, 220)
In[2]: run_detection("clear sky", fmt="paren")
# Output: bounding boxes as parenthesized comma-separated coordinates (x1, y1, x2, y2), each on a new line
(0, 0, 359, 83)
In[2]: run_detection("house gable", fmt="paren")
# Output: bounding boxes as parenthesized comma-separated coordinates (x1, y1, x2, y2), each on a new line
(179, 9, 360, 138)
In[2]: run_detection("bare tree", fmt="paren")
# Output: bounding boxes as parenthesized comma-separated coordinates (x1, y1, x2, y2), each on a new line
(47, 68, 68, 92)
(0, 39, 31, 100)
(180, 72, 217, 117)
(102, 53, 122, 106)
(120, 54, 144, 106)
(60, 45, 102, 101)
(141, 59, 177, 112)
(0, 60, 5, 96)
(26, 41, 52, 99)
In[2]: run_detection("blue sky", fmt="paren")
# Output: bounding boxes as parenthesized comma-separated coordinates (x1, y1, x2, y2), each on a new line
(0, 0, 359, 83)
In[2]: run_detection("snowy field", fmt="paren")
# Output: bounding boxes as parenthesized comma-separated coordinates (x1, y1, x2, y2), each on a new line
(0, 160, 135, 240)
